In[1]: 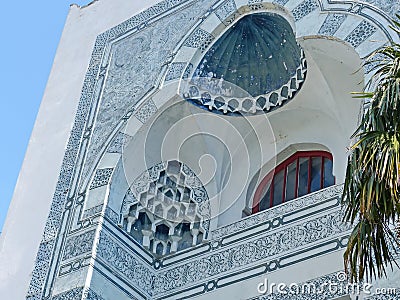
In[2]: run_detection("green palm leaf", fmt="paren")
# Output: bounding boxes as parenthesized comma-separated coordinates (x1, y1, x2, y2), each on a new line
(342, 16, 400, 282)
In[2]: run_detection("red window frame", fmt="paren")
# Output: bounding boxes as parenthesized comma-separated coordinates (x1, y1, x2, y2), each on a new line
(252, 151, 334, 213)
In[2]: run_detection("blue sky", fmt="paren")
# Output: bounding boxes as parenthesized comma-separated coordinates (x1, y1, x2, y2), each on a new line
(0, 1, 91, 231)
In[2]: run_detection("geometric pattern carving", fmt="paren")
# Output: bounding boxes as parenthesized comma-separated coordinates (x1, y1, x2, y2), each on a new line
(89, 168, 114, 190)
(318, 13, 348, 36)
(184, 28, 214, 51)
(83, 289, 105, 300)
(59, 257, 91, 276)
(291, 0, 319, 22)
(165, 62, 187, 82)
(27, 235, 59, 298)
(363, 52, 387, 74)
(120, 161, 210, 257)
(134, 99, 158, 124)
(247, 0, 264, 10)
(248, 3, 264, 11)
(345, 20, 377, 48)
(83, 289, 106, 300)
(348, 3, 363, 14)
(105, 207, 120, 224)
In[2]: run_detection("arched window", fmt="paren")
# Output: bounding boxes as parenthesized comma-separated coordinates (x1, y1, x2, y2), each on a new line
(252, 151, 335, 213)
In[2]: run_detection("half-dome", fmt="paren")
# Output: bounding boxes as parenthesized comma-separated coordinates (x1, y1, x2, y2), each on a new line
(182, 12, 307, 115)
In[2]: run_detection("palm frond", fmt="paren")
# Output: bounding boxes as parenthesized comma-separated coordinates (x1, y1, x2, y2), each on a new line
(342, 16, 400, 282)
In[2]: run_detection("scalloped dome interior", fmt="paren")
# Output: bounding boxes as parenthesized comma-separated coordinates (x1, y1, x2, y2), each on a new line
(182, 12, 307, 115)
(195, 13, 302, 97)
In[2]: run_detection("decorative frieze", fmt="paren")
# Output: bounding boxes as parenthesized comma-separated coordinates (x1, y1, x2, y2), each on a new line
(96, 232, 155, 296)
(81, 0, 214, 191)
(213, 185, 343, 239)
(154, 209, 352, 295)
(82, 205, 103, 219)
(62, 230, 96, 261)
(272, 0, 289, 6)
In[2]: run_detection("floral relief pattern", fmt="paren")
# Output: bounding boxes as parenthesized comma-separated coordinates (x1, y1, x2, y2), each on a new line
(212, 185, 343, 239)
(51, 287, 106, 300)
(62, 230, 96, 261)
(96, 232, 156, 296)
(81, 0, 214, 192)
(153, 210, 352, 294)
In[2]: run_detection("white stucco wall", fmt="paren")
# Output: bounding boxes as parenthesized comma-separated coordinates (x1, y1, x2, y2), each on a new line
(0, 1, 160, 299)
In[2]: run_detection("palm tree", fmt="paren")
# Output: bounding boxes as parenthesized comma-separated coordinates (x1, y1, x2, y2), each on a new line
(342, 17, 400, 283)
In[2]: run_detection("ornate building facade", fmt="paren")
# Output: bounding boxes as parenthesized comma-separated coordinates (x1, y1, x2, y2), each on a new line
(1, 0, 400, 299)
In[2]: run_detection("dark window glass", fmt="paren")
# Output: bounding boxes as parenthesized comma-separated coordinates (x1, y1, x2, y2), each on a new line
(323, 158, 335, 187)
(273, 171, 284, 206)
(285, 161, 297, 201)
(298, 157, 309, 197)
(310, 157, 322, 192)
(259, 188, 271, 211)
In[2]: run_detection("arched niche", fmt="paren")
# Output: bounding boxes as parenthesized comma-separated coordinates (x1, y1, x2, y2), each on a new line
(81, 0, 389, 229)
